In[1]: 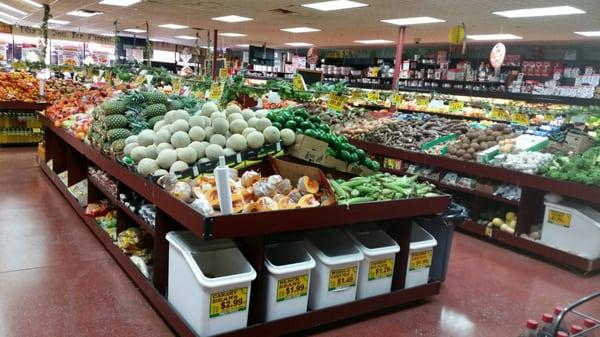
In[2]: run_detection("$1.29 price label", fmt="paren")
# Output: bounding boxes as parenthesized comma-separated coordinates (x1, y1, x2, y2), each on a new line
(547, 209, 572, 228)
(328, 266, 357, 291)
(277, 274, 309, 302)
(409, 250, 432, 271)
(209, 287, 248, 318)
(368, 258, 394, 281)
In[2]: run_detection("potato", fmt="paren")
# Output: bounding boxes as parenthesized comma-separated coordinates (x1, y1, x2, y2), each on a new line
(467, 148, 475, 154)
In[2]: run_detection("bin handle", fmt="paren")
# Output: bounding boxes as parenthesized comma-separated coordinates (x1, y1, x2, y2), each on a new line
(330, 286, 353, 293)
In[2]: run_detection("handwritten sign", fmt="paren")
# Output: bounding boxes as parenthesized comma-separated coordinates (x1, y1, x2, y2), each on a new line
(367, 90, 380, 102)
(511, 113, 529, 125)
(449, 100, 464, 113)
(209, 82, 224, 101)
(293, 73, 307, 91)
(491, 107, 510, 121)
(416, 95, 430, 107)
(327, 93, 346, 113)
(219, 67, 228, 80)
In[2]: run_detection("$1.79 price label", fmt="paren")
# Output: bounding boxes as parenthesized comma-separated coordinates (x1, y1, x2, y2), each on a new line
(409, 250, 432, 271)
(368, 259, 394, 280)
(328, 266, 357, 291)
(209, 287, 248, 318)
(277, 274, 309, 302)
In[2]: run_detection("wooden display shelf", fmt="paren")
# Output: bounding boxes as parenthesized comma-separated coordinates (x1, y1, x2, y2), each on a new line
(0, 101, 48, 110)
(458, 220, 600, 274)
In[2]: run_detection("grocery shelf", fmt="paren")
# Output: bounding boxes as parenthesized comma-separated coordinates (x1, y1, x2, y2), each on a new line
(458, 220, 600, 274)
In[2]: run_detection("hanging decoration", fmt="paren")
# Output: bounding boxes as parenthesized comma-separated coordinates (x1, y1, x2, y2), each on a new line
(145, 21, 152, 67)
(448, 24, 465, 45)
(113, 20, 119, 64)
(489, 42, 506, 69)
(40, 4, 51, 66)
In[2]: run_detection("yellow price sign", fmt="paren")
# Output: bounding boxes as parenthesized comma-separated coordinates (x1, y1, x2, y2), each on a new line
(293, 73, 307, 91)
(548, 209, 571, 228)
(209, 82, 224, 101)
(367, 90, 380, 102)
(416, 95, 430, 107)
(368, 259, 394, 280)
(132, 75, 145, 86)
(491, 107, 510, 121)
(194, 90, 205, 99)
(219, 67, 228, 80)
(209, 287, 248, 318)
(409, 249, 432, 271)
(172, 77, 182, 94)
(449, 100, 464, 113)
(328, 266, 357, 291)
(391, 93, 403, 106)
(327, 93, 346, 113)
(511, 113, 529, 125)
(277, 274, 309, 302)
(544, 114, 555, 122)
(350, 90, 364, 102)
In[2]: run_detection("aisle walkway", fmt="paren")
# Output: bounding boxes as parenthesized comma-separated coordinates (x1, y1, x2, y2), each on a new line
(0, 147, 598, 337)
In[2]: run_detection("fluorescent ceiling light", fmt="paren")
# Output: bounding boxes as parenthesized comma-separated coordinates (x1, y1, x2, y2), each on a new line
(99, 0, 141, 6)
(381, 16, 445, 25)
(574, 31, 600, 37)
(302, 0, 368, 11)
(493, 6, 585, 18)
(175, 35, 197, 40)
(48, 19, 70, 25)
(236, 44, 249, 48)
(211, 15, 253, 23)
(218, 32, 247, 37)
(150, 38, 164, 42)
(354, 39, 394, 44)
(467, 34, 523, 41)
(101, 33, 114, 36)
(67, 10, 104, 17)
(280, 27, 321, 33)
(158, 23, 188, 29)
(124, 28, 146, 33)
(22, 0, 42, 8)
(0, 17, 12, 24)
(0, 2, 27, 15)
(0, 10, 20, 20)
(285, 42, 313, 46)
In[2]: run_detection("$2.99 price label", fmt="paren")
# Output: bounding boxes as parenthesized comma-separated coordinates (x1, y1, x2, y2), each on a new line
(409, 250, 432, 271)
(368, 258, 394, 281)
(277, 274, 309, 302)
(209, 287, 248, 318)
(328, 266, 357, 291)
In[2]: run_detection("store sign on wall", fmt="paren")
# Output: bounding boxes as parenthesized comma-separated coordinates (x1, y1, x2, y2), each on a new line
(13, 25, 114, 44)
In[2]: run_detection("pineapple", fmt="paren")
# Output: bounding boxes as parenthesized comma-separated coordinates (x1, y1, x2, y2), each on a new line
(107, 128, 132, 142)
(111, 139, 126, 154)
(142, 103, 167, 118)
(143, 90, 168, 105)
(100, 100, 127, 115)
(148, 115, 164, 128)
(104, 114, 128, 129)
(123, 91, 145, 108)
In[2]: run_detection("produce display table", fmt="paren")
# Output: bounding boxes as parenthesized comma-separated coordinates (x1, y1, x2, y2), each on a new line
(351, 139, 600, 274)
(39, 112, 451, 337)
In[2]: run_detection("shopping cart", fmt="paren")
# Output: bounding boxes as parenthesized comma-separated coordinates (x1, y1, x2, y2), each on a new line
(549, 291, 600, 337)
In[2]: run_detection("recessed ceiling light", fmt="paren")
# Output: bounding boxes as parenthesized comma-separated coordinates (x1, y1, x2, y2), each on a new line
(124, 28, 146, 33)
(101, 33, 114, 37)
(158, 23, 188, 29)
(302, 0, 368, 11)
(493, 6, 585, 18)
(48, 19, 70, 25)
(285, 42, 314, 46)
(175, 35, 197, 40)
(467, 34, 523, 41)
(0, 10, 20, 20)
(21, 0, 42, 8)
(0, 2, 27, 15)
(211, 15, 253, 23)
(218, 32, 247, 37)
(354, 39, 394, 44)
(67, 9, 104, 17)
(381, 16, 445, 25)
(280, 27, 321, 33)
(99, 0, 141, 6)
(574, 31, 600, 37)
(236, 44, 250, 48)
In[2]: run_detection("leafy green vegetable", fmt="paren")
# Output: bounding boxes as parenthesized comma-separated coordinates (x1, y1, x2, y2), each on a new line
(540, 146, 600, 186)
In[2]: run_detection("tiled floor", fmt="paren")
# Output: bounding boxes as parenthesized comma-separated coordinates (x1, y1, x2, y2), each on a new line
(0, 147, 598, 337)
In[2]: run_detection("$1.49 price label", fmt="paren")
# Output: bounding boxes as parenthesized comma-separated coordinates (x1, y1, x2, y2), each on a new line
(409, 250, 432, 271)
(277, 274, 309, 302)
(547, 209, 572, 228)
(209, 287, 248, 318)
(368, 258, 394, 281)
(328, 266, 357, 291)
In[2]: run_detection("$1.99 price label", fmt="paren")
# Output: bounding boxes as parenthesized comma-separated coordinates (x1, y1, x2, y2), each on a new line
(409, 250, 432, 271)
(368, 258, 394, 281)
(328, 266, 357, 291)
(209, 287, 248, 318)
(276, 274, 309, 302)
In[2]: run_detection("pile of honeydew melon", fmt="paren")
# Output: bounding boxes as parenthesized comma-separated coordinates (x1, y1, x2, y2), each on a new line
(122, 102, 297, 177)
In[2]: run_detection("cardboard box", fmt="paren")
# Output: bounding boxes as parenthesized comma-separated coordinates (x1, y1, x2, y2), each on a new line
(346, 163, 376, 177)
(270, 157, 336, 204)
(563, 131, 595, 154)
(475, 182, 496, 195)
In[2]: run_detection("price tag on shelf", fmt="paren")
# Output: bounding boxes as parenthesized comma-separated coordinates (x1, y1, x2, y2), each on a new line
(448, 100, 464, 113)
(209, 82, 224, 101)
(276, 274, 309, 302)
(416, 95, 430, 107)
(367, 90, 380, 102)
(328, 266, 357, 291)
(327, 93, 346, 113)
(219, 67, 228, 80)
(409, 249, 432, 271)
(511, 113, 529, 125)
(391, 92, 403, 106)
(293, 73, 307, 91)
(209, 287, 248, 318)
(491, 107, 509, 120)
(368, 259, 394, 280)
(547, 209, 571, 228)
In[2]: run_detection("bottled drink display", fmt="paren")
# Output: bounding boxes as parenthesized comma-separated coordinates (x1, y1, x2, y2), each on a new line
(519, 319, 539, 337)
